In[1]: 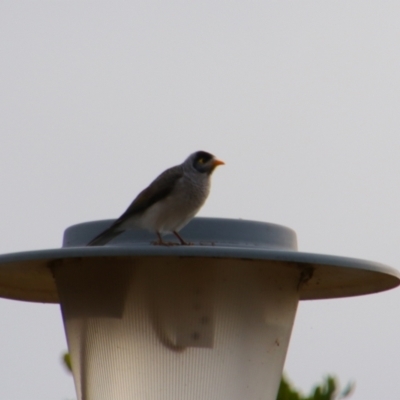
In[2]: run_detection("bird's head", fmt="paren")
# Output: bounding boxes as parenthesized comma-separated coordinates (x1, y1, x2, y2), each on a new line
(188, 151, 225, 175)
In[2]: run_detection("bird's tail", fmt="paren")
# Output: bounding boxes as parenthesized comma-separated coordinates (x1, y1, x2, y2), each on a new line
(86, 226, 123, 246)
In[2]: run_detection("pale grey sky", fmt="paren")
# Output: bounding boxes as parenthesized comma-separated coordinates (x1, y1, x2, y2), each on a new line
(1, 1, 400, 399)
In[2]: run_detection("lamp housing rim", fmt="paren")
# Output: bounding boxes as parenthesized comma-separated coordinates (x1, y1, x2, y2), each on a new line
(0, 217, 398, 303)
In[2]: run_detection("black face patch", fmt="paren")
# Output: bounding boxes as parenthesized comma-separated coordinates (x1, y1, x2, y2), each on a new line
(193, 151, 214, 174)
(193, 151, 213, 165)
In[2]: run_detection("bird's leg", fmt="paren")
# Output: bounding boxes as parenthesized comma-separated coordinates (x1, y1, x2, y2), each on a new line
(173, 231, 191, 245)
(154, 231, 167, 245)
(152, 231, 190, 246)
(152, 232, 176, 246)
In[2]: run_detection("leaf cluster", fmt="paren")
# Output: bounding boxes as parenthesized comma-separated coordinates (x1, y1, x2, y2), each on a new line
(277, 375, 354, 400)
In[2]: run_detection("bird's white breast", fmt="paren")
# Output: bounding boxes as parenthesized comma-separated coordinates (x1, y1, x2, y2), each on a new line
(131, 172, 210, 233)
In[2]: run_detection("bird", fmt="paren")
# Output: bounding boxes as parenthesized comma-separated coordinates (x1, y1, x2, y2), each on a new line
(87, 151, 224, 246)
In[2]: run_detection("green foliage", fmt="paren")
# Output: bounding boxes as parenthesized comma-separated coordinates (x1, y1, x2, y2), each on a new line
(277, 375, 354, 400)
(62, 352, 72, 372)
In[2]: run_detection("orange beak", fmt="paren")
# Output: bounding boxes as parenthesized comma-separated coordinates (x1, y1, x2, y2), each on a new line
(212, 159, 225, 167)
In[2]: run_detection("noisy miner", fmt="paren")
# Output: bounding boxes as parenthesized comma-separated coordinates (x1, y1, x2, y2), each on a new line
(87, 151, 224, 246)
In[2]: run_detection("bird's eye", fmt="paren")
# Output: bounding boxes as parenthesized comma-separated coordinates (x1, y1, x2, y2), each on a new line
(198, 158, 205, 164)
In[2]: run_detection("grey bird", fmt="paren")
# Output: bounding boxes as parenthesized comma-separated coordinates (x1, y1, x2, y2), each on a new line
(87, 151, 224, 246)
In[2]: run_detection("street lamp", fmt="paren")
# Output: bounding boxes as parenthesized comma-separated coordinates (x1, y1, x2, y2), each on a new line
(0, 217, 398, 400)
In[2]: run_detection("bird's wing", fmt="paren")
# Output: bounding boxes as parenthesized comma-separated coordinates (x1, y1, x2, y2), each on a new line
(87, 166, 184, 246)
(119, 165, 184, 218)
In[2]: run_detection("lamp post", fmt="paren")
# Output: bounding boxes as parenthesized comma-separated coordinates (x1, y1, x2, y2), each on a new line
(0, 217, 398, 400)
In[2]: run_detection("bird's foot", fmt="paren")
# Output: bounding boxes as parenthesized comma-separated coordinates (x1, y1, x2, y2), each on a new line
(152, 240, 178, 246)
(173, 231, 193, 245)
(151, 239, 193, 246)
(153, 232, 172, 246)
(153, 232, 193, 246)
